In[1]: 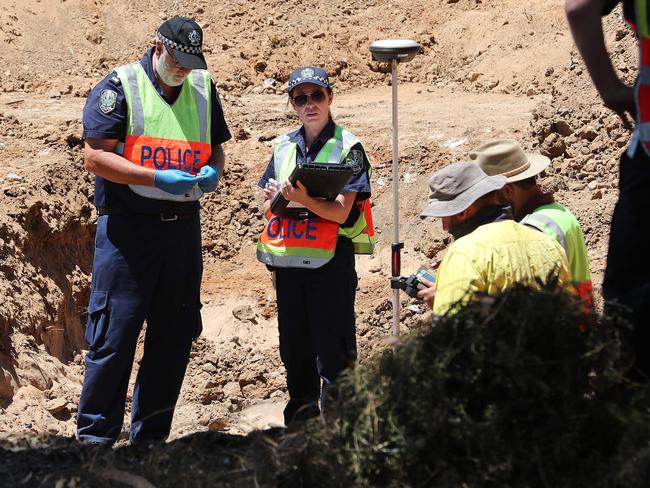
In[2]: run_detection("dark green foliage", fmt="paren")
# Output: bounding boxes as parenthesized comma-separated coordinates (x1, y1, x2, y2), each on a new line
(296, 284, 650, 488)
(5, 285, 650, 487)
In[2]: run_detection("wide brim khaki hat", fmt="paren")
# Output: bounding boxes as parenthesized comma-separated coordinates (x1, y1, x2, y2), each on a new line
(420, 162, 507, 218)
(469, 139, 550, 183)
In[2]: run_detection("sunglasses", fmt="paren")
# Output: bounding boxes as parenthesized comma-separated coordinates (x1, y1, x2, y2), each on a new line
(291, 90, 327, 107)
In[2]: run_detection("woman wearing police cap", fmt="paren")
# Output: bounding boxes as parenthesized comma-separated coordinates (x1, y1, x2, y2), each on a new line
(257, 66, 375, 425)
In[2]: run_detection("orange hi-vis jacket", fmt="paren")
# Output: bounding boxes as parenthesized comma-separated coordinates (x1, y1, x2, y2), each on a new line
(114, 62, 212, 201)
(257, 125, 375, 269)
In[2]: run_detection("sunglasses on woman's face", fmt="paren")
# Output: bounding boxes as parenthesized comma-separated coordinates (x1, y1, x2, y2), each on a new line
(291, 90, 327, 107)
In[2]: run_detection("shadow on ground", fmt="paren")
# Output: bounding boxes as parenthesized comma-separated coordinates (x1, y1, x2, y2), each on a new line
(0, 429, 287, 487)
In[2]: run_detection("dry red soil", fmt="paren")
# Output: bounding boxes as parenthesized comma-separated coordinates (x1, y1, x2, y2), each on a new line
(0, 0, 636, 446)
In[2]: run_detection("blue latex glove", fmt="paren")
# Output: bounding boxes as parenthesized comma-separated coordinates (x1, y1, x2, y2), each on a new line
(197, 165, 221, 193)
(153, 169, 201, 195)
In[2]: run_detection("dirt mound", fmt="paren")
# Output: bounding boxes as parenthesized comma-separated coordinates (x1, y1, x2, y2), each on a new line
(0, 0, 636, 450)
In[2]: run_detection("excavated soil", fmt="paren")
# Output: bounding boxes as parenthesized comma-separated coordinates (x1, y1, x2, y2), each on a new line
(0, 0, 637, 475)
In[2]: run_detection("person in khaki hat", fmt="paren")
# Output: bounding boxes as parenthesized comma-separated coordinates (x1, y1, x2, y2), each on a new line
(418, 162, 571, 315)
(469, 139, 592, 308)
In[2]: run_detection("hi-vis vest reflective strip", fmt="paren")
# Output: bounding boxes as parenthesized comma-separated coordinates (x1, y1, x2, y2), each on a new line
(258, 208, 341, 268)
(522, 206, 593, 311)
(521, 206, 591, 282)
(257, 125, 375, 269)
(114, 63, 212, 201)
(343, 198, 376, 254)
(522, 213, 568, 255)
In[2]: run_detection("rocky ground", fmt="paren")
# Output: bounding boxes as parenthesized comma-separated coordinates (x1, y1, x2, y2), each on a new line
(0, 0, 636, 467)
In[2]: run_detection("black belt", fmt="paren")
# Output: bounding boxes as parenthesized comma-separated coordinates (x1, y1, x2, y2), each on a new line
(97, 207, 198, 222)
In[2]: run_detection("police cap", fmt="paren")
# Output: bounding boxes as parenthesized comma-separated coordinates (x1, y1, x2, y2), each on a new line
(287, 67, 330, 94)
(157, 16, 207, 70)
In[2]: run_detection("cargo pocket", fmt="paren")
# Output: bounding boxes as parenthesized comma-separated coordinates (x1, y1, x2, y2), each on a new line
(85, 291, 109, 351)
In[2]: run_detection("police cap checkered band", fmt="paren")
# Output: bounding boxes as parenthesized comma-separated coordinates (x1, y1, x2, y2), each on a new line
(157, 32, 202, 54)
(157, 16, 207, 70)
(287, 66, 331, 93)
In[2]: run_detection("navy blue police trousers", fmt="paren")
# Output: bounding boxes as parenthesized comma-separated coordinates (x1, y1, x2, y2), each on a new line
(603, 146, 650, 379)
(77, 213, 203, 445)
(274, 237, 358, 425)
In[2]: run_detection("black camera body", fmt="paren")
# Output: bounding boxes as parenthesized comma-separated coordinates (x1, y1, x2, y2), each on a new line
(391, 267, 436, 299)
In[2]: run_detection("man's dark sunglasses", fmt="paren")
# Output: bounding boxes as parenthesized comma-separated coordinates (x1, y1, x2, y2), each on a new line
(291, 90, 327, 107)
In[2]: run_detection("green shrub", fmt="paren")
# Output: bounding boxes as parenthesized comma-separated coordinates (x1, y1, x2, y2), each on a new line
(286, 284, 650, 488)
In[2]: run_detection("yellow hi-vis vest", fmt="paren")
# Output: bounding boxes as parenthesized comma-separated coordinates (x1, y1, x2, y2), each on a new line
(520, 203, 593, 311)
(113, 63, 212, 202)
(256, 125, 376, 269)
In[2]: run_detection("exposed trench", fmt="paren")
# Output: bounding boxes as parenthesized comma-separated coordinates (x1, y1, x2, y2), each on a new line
(0, 163, 96, 403)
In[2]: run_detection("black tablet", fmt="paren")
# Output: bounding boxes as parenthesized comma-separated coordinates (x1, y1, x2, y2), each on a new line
(270, 162, 354, 216)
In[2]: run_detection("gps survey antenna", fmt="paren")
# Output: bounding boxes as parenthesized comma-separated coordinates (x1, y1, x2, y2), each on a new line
(369, 39, 420, 337)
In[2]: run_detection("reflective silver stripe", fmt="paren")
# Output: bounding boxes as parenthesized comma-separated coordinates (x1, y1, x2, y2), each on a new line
(342, 130, 360, 146)
(256, 249, 332, 269)
(627, 129, 640, 158)
(521, 213, 568, 256)
(340, 130, 361, 162)
(125, 64, 145, 136)
(322, 129, 360, 163)
(636, 64, 650, 156)
(640, 66, 650, 85)
(192, 70, 208, 144)
(115, 141, 125, 155)
(128, 184, 203, 201)
(328, 139, 344, 163)
(273, 138, 294, 180)
(637, 121, 650, 141)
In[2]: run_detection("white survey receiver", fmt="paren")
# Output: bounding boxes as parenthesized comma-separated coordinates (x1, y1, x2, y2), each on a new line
(369, 39, 420, 63)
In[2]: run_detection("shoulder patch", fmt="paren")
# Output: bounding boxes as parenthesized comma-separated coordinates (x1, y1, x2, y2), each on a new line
(345, 149, 364, 175)
(99, 89, 118, 114)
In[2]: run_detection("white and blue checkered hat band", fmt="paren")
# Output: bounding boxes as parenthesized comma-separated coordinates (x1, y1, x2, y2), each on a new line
(288, 75, 329, 91)
(157, 32, 202, 54)
(287, 67, 331, 92)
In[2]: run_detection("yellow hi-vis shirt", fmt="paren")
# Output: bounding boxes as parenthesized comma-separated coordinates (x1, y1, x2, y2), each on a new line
(433, 220, 571, 316)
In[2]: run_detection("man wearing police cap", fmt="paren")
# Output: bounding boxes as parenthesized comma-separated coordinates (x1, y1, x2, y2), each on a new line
(78, 16, 231, 445)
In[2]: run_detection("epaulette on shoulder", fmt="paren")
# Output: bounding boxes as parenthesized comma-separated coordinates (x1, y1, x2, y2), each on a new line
(108, 72, 121, 87)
